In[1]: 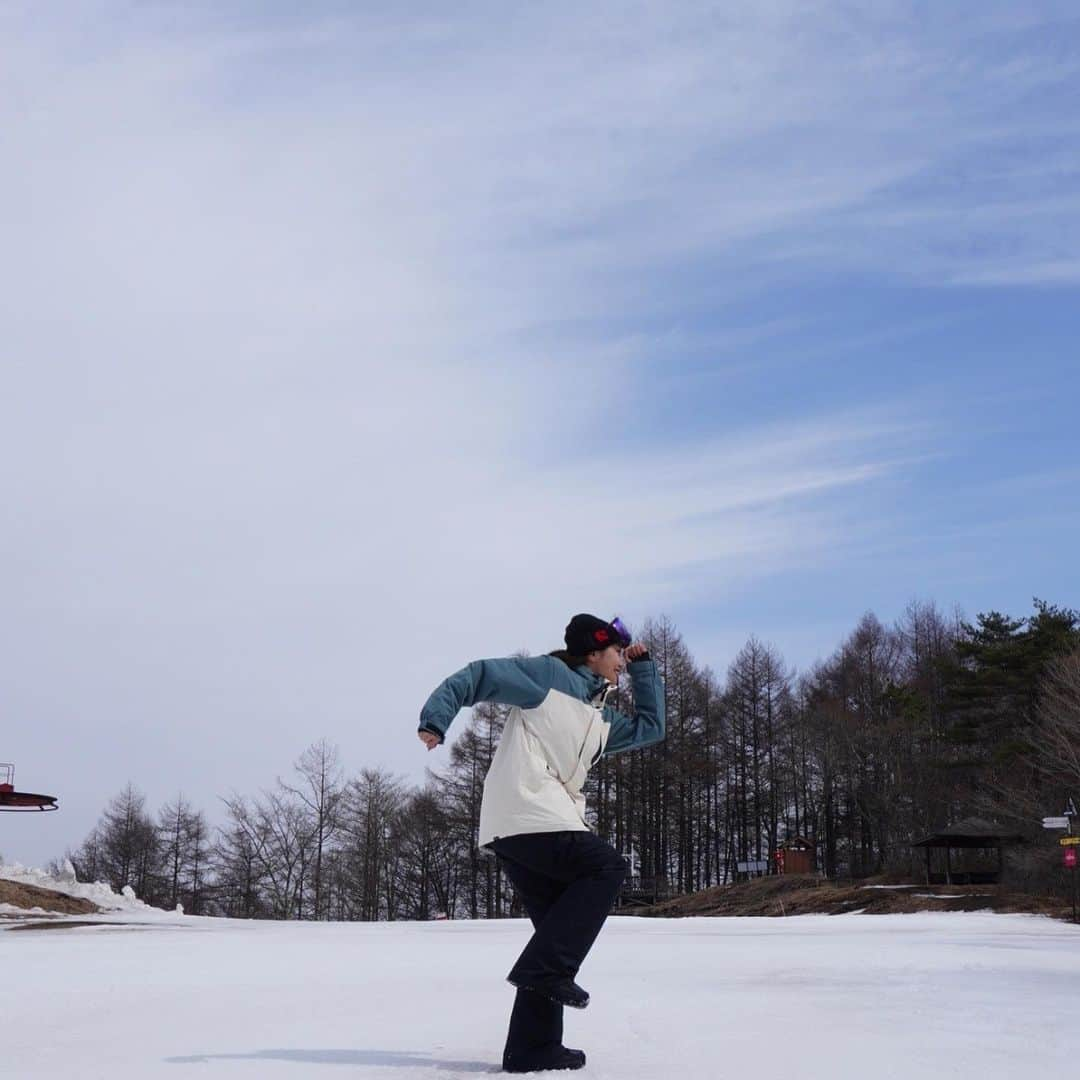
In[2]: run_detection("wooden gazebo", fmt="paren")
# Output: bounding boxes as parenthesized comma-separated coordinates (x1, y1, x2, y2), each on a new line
(911, 818, 1025, 885)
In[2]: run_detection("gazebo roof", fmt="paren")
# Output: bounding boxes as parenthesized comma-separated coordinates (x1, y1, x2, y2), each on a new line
(911, 817, 1026, 849)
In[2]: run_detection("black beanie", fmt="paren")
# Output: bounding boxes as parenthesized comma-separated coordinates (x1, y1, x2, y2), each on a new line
(565, 614, 629, 655)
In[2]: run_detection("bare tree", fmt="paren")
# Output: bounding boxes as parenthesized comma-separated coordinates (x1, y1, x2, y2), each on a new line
(339, 768, 406, 920)
(157, 794, 206, 911)
(253, 787, 314, 919)
(280, 740, 344, 920)
(215, 795, 269, 918)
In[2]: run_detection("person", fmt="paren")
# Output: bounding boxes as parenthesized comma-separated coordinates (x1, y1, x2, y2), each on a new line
(417, 613, 666, 1073)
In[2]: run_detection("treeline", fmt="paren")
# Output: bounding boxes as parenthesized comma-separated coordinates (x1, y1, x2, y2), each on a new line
(63, 599, 1080, 918)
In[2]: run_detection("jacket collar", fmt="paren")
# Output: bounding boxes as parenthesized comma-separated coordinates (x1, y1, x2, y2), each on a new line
(574, 665, 614, 704)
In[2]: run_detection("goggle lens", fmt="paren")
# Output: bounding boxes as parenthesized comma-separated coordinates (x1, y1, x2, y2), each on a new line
(610, 616, 632, 647)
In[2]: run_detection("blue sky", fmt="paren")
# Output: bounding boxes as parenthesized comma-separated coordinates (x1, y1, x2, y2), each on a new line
(1, 2, 1078, 864)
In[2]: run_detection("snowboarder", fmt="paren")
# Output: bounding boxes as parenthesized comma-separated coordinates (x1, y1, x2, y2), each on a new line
(417, 614, 665, 1073)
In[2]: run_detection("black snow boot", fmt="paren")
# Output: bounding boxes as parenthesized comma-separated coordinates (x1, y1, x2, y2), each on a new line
(503, 1045, 586, 1073)
(507, 977, 590, 1010)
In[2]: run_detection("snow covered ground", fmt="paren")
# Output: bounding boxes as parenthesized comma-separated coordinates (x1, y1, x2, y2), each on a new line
(4, 903, 1079, 1080)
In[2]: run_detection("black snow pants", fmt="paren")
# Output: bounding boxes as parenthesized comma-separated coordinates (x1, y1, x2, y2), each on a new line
(491, 830, 628, 1059)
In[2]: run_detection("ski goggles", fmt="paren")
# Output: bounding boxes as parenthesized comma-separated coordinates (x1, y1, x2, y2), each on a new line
(610, 616, 633, 647)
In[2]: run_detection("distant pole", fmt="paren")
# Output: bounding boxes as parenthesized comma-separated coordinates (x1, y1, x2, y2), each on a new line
(1069, 800, 1078, 924)
(1067, 812, 1075, 924)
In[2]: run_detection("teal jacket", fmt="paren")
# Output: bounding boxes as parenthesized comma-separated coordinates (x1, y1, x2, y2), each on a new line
(418, 653, 665, 757)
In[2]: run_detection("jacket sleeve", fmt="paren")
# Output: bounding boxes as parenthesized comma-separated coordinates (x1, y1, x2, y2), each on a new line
(602, 658, 665, 755)
(418, 655, 560, 742)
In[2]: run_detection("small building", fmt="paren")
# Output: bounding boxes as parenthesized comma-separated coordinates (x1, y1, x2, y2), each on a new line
(910, 817, 1025, 885)
(775, 836, 815, 875)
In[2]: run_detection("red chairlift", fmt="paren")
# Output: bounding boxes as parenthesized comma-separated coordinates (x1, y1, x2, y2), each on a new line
(0, 763, 58, 812)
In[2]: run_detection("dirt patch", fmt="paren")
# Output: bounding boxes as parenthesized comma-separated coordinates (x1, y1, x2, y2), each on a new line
(631, 874, 1076, 922)
(0, 879, 100, 916)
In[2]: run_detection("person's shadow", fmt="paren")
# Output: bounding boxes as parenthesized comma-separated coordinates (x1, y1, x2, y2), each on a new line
(166, 1048, 497, 1073)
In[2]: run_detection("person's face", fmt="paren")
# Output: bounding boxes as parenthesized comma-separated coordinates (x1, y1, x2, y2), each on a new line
(586, 644, 625, 684)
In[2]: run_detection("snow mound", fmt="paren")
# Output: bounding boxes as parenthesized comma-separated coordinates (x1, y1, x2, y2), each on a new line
(0, 861, 159, 913)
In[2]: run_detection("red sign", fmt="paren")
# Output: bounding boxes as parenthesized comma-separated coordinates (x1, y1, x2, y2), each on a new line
(1065, 848, 1077, 870)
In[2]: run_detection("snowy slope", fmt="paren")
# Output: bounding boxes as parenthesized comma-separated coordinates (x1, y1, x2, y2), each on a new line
(4, 910, 1079, 1079)
(0, 859, 174, 917)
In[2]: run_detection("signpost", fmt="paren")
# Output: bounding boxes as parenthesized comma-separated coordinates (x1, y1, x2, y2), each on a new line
(1045, 799, 1080, 924)
(736, 859, 770, 875)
